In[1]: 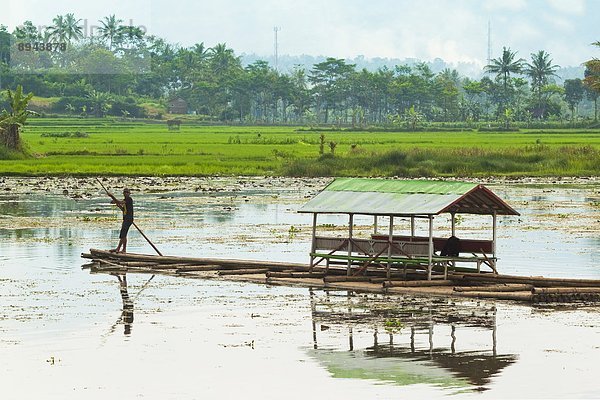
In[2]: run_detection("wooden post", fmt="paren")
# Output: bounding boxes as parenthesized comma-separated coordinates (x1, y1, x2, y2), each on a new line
(387, 215, 394, 278)
(492, 211, 497, 273)
(427, 216, 433, 280)
(310, 213, 318, 271)
(347, 214, 354, 276)
(410, 216, 415, 238)
(451, 212, 456, 236)
(374, 215, 378, 234)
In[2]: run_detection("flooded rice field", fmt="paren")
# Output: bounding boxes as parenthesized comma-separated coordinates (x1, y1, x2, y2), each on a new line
(1, 176, 600, 399)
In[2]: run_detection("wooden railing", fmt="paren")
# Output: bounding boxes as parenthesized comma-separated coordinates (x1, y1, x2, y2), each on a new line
(311, 235, 497, 278)
(314, 236, 430, 258)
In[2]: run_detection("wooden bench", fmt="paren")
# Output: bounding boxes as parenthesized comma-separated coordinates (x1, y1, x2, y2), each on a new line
(371, 235, 493, 255)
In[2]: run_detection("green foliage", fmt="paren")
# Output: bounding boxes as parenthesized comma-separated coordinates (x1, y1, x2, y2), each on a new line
(1, 120, 600, 175)
(0, 85, 35, 149)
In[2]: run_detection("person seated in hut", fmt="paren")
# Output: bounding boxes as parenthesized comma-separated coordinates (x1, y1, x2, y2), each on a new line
(111, 188, 134, 253)
(440, 235, 460, 257)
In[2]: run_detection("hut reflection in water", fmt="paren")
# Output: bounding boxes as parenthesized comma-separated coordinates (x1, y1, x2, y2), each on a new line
(307, 289, 517, 390)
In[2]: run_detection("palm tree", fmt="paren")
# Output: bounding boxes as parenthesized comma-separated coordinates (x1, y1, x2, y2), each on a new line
(46, 14, 82, 43)
(525, 50, 559, 115)
(97, 15, 124, 51)
(46, 15, 67, 43)
(485, 47, 525, 111)
(0, 85, 34, 149)
(118, 25, 145, 50)
(209, 43, 240, 74)
(63, 13, 83, 42)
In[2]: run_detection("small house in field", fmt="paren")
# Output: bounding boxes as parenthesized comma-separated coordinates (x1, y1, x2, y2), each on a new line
(298, 178, 519, 280)
(168, 97, 188, 114)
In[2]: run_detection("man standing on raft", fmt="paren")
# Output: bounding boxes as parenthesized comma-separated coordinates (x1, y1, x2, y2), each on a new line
(111, 188, 134, 253)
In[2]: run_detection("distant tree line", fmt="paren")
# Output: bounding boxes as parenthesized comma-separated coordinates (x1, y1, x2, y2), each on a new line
(0, 15, 598, 126)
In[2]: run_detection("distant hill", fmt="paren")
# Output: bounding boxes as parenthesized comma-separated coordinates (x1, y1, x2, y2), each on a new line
(240, 53, 585, 81)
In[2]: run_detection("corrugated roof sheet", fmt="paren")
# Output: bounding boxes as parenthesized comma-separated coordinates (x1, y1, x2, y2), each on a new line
(298, 178, 519, 216)
(326, 178, 477, 195)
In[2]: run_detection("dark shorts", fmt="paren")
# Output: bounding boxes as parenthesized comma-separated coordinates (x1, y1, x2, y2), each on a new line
(120, 220, 133, 239)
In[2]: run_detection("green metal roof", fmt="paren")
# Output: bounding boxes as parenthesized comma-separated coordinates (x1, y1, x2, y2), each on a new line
(326, 178, 477, 195)
(298, 178, 519, 216)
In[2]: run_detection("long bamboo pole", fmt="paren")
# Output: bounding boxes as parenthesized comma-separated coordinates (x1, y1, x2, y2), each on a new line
(96, 178, 163, 256)
(453, 284, 533, 292)
(452, 272, 600, 287)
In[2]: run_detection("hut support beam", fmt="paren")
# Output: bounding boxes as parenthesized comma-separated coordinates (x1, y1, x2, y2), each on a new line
(451, 212, 456, 236)
(410, 216, 415, 238)
(310, 213, 318, 271)
(428, 216, 433, 280)
(387, 216, 394, 279)
(347, 214, 354, 276)
(492, 211, 497, 274)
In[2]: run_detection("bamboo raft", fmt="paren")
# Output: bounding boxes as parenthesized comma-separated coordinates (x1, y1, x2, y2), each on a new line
(82, 249, 600, 304)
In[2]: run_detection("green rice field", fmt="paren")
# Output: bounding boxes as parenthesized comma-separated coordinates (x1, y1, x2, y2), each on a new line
(2, 117, 600, 176)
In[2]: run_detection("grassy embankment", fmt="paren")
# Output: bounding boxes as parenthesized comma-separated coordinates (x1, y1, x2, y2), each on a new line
(1, 117, 599, 176)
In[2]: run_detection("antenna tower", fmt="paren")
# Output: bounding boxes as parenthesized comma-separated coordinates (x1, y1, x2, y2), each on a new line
(487, 20, 492, 67)
(274, 26, 281, 71)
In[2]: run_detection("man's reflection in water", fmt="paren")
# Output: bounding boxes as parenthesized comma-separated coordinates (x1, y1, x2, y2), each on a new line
(115, 274, 134, 335)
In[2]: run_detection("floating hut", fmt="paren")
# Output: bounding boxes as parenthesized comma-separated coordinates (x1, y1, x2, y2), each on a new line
(298, 178, 519, 280)
(83, 178, 600, 304)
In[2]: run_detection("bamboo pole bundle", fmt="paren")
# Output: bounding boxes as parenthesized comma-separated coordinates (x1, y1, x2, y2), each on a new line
(217, 269, 269, 276)
(266, 271, 326, 279)
(88, 249, 310, 270)
(532, 287, 600, 294)
(383, 280, 454, 288)
(454, 284, 533, 292)
(323, 276, 373, 283)
(129, 263, 198, 270)
(453, 291, 533, 301)
(451, 272, 600, 288)
(119, 261, 161, 267)
(369, 273, 431, 284)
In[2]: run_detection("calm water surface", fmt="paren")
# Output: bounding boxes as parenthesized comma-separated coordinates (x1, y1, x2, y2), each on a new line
(0, 180, 599, 399)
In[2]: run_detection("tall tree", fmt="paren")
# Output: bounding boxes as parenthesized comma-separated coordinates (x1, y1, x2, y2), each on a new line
(564, 78, 585, 121)
(97, 15, 124, 51)
(584, 41, 600, 122)
(63, 13, 83, 42)
(434, 69, 460, 121)
(485, 47, 525, 112)
(46, 13, 83, 43)
(585, 85, 599, 122)
(524, 50, 559, 118)
(118, 25, 145, 50)
(13, 21, 41, 42)
(309, 58, 355, 123)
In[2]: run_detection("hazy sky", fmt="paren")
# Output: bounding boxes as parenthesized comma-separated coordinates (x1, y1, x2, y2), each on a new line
(6, 0, 600, 67)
